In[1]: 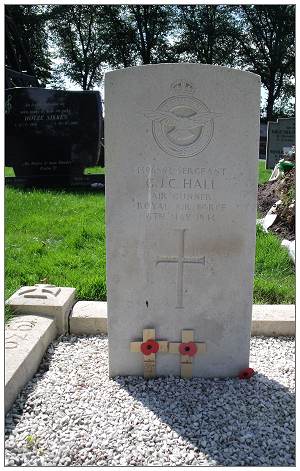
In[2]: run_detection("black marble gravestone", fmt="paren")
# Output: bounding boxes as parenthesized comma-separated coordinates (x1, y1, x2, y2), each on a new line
(5, 87, 104, 188)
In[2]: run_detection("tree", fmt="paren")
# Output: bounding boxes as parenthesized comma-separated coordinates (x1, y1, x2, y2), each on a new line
(100, 5, 138, 69)
(93, 5, 175, 69)
(128, 5, 175, 64)
(174, 5, 239, 66)
(271, 80, 295, 118)
(48, 5, 108, 90)
(237, 5, 295, 121)
(5, 5, 52, 86)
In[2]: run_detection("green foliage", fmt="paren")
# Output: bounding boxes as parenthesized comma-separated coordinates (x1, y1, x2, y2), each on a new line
(283, 186, 296, 206)
(5, 5, 52, 85)
(258, 160, 272, 185)
(254, 224, 295, 304)
(5, 167, 15, 177)
(101, 5, 176, 67)
(277, 175, 295, 215)
(272, 81, 295, 118)
(100, 5, 139, 68)
(25, 435, 44, 455)
(5, 305, 15, 323)
(6, 4, 295, 118)
(5, 166, 104, 177)
(48, 5, 108, 90)
(5, 185, 295, 323)
(128, 5, 176, 64)
(174, 5, 239, 66)
(237, 5, 295, 120)
(84, 166, 105, 175)
(25, 435, 37, 448)
(5, 187, 106, 305)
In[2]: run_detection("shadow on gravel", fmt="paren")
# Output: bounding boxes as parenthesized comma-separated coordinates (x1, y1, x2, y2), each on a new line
(115, 373, 295, 466)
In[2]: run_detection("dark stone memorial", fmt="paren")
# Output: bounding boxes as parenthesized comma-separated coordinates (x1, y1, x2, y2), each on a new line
(266, 117, 295, 169)
(5, 87, 104, 188)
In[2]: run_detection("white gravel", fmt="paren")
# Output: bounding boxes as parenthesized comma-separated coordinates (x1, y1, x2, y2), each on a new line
(5, 335, 295, 466)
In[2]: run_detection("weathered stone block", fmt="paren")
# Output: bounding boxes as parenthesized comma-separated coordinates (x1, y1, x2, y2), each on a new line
(251, 304, 295, 336)
(5, 315, 57, 414)
(6, 284, 76, 334)
(69, 301, 107, 334)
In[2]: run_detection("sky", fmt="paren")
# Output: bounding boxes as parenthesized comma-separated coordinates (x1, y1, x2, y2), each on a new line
(43, 0, 293, 118)
(47, 14, 270, 109)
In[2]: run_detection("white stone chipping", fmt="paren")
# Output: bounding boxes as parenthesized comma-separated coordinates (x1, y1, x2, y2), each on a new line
(5, 335, 295, 467)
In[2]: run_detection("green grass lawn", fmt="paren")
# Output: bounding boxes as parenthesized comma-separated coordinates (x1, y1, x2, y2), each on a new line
(5, 187, 106, 320)
(84, 166, 105, 174)
(5, 167, 15, 177)
(258, 159, 272, 184)
(4, 160, 295, 320)
(6, 166, 104, 177)
(254, 225, 295, 304)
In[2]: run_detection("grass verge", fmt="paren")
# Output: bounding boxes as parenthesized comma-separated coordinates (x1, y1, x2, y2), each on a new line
(5, 186, 106, 321)
(84, 166, 105, 174)
(254, 224, 295, 304)
(258, 159, 272, 185)
(4, 161, 294, 321)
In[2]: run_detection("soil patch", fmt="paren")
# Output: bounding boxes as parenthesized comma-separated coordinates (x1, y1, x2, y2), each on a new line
(270, 216, 295, 241)
(257, 168, 295, 241)
(257, 181, 279, 216)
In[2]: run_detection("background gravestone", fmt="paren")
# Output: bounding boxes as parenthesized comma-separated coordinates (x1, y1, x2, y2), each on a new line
(259, 121, 267, 159)
(266, 117, 295, 169)
(5, 87, 104, 187)
(106, 64, 260, 378)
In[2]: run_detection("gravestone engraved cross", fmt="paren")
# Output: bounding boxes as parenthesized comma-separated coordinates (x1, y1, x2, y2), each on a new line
(18, 284, 61, 299)
(156, 229, 206, 308)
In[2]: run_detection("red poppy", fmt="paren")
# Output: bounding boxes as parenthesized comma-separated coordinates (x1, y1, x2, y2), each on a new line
(238, 367, 254, 379)
(179, 342, 197, 357)
(140, 339, 159, 355)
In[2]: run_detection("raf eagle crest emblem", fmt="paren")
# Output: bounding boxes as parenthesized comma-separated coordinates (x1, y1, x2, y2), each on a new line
(144, 80, 220, 158)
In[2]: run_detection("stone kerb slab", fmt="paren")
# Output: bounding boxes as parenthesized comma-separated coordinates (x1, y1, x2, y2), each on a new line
(70, 301, 108, 334)
(68, 301, 295, 337)
(252, 305, 295, 336)
(106, 64, 261, 378)
(6, 284, 76, 334)
(5, 315, 57, 414)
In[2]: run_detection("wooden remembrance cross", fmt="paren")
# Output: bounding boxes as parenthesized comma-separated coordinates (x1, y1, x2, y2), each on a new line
(169, 330, 206, 378)
(130, 329, 206, 378)
(130, 329, 168, 378)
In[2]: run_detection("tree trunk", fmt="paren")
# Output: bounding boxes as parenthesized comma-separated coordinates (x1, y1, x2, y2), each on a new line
(266, 88, 275, 121)
(82, 75, 88, 91)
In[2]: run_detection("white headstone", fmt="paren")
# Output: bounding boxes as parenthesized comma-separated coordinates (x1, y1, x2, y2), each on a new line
(106, 64, 260, 378)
